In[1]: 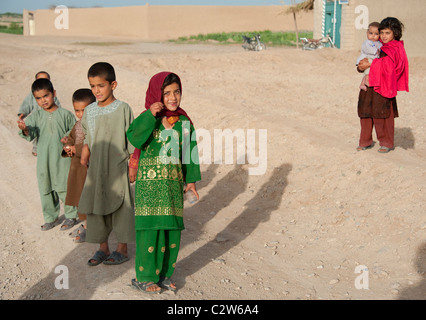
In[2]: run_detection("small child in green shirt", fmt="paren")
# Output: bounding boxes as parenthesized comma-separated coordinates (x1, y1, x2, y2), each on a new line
(17, 71, 61, 156)
(17, 78, 77, 231)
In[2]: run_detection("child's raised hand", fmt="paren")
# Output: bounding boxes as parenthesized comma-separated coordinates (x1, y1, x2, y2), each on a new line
(17, 120, 26, 130)
(17, 116, 29, 135)
(61, 136, 69, 144)
(149, 102, 164, 117)
(64, 145, 75, 157)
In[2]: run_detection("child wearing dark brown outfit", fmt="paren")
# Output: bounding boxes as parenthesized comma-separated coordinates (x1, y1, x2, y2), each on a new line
(62, 89, 96, 242)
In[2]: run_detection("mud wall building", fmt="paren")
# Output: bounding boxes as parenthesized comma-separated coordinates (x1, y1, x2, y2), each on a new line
(23, 5, 313, 41)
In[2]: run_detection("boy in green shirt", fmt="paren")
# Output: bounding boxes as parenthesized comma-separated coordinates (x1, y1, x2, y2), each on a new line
(78, 62, 135, 266)
(17, 71, 61, 156)
(17, 78, 77, 231)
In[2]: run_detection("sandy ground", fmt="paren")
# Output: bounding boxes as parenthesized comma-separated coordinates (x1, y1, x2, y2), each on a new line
(0, 33, 425, 301)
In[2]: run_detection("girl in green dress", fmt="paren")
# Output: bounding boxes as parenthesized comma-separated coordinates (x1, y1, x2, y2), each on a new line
(127, 72, 201, 294)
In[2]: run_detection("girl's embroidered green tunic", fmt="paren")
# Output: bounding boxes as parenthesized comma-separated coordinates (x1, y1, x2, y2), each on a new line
(127, 111, 201, 231)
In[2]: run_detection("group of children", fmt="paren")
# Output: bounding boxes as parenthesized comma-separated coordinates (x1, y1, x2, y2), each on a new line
(17, 62, 201, 294)
(17, 16, 408, 295)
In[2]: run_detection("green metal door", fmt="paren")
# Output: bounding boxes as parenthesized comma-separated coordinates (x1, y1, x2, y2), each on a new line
(324, 0, 341, 48)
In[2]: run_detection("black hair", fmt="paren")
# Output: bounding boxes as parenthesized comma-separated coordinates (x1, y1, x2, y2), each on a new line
(72, 88, 96, 104)
(368, 22, 380, 29)
(87, 62, 116, 83)
(161, 73, 181, 94)
(35, 71, 50, 79)
(379, 17, 404, 41)
(32, 78, 54, 93)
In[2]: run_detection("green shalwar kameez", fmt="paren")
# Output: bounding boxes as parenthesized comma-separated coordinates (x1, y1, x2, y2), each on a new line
(18, 107, 77, 223)
(18, 92, 61, 152)
(78, 99, 135, 244)
(127, 111, 201, 283)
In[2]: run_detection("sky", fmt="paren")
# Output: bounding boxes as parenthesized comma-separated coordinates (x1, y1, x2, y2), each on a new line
(0, 0, 302, 14)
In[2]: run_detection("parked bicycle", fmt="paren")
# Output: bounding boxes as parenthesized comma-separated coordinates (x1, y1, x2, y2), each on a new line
(300, 34, 336, 50)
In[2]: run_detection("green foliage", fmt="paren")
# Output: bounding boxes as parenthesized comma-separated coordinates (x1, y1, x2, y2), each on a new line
(0, 12, 23, 35)
(0, 12, 23, 19)
(171, 30, 313, 47)
(0, 24, 23, 35)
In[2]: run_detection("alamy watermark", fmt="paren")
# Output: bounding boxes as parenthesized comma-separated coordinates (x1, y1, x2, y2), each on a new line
(157, 121, 268, 176)
(54, 5, 69, 30)
(354, 265, 369, 290)
(354, 5, 369, 30)
(54, 265, 69, 289)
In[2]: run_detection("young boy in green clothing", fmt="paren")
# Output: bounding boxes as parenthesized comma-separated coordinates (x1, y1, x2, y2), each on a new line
(78, 62, 135, 266)
(17, 78, 78, 231)
(17, 71, 61, 156)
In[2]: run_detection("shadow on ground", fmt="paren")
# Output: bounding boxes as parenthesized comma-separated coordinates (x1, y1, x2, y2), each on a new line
(176, 163, 292, 289)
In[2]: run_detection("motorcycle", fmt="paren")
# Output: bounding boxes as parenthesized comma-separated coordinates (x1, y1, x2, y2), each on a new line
(242, 34, 266, 51)
(300, 34, 336, 50)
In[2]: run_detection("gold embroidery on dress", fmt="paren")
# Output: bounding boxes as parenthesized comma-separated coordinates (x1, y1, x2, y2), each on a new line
(171, 168, 178, 179)
(138, 157, 182, 182)
(147, 169, 156, 179)
(135, 206, 183, 217)
(148, 246, 154, 253)
(153, 129, 160, 139)
(139, 156, 180, 167)
(161, 167, 168, 178)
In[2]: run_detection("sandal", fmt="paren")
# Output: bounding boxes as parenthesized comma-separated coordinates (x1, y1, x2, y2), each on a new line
(378, 146, 393, 153)
(87, 250, 108, 266)
(41, 219, 59, 231)
(131, 279, 161, 294)
(69, 224, 85, 238)
(103, 251, 129, 265)
(60, 218, 78, 231)
(73, 228, 86, 243)
(158, 276, 177, 292)
(356, 144, 373, 151)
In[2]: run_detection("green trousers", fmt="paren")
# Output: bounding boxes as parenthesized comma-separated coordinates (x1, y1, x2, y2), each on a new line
(40, 190, 77, 223)
(135, 230, 181, 283)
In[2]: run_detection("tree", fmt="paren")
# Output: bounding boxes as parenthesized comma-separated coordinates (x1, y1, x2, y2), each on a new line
(279, 0, 314, 49)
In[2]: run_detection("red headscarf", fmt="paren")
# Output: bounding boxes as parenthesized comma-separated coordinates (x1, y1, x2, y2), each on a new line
(129, 71, 193, 169)
(369, 40, 409, 98)
(143, 71, 193, 124)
